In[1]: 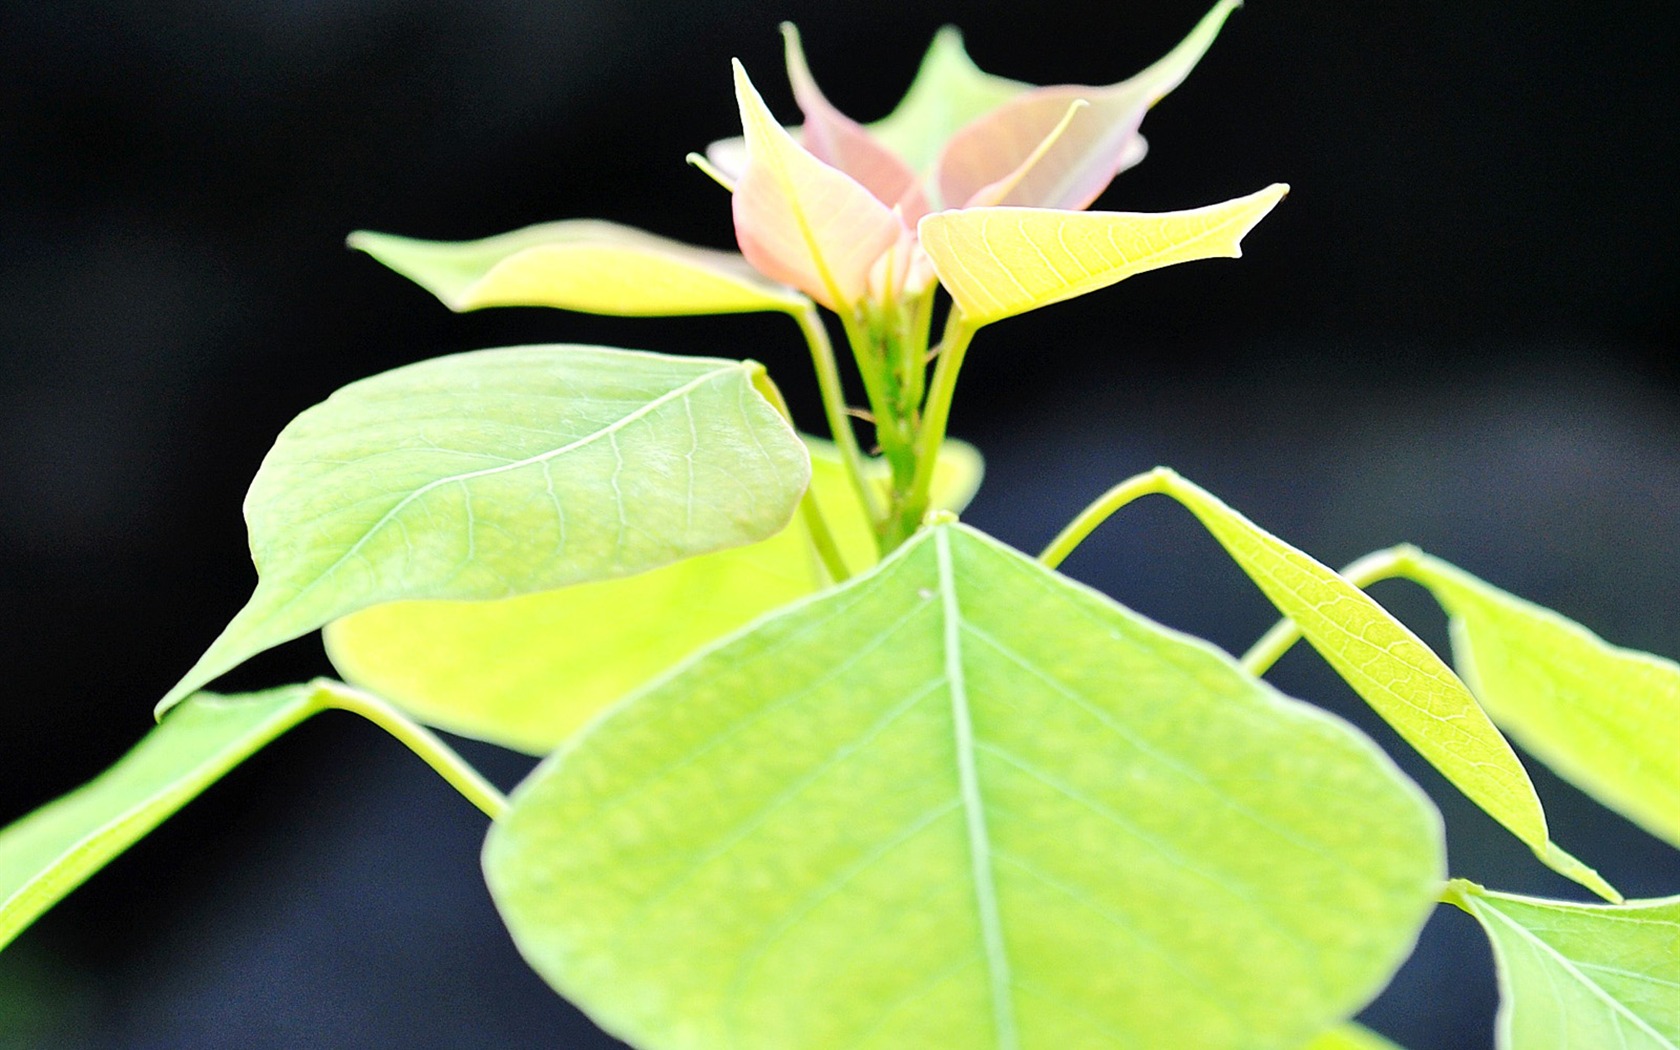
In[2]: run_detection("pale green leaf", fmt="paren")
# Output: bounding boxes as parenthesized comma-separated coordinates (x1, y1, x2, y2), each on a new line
(157, 346, 810, 717)
(1302, 1024, 1405, 1050)
(347, 221, 805, 317)
(934, 0, 1240, 211)
(731, 60, 906, 310)
(0, 687, 323, 951)
(1157, 470, 1617, 901)
(869, 28, 1030, 174)
(918, 185, 1287, 327)
(1403, 552, 1680, 850)
(324, 438, 982, 754)
(485, 523, 1443, 1050)
(1450, 881, 1680, 1049)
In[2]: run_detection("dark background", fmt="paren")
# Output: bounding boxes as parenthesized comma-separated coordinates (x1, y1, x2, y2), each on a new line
(1, 1, 1677, 1047)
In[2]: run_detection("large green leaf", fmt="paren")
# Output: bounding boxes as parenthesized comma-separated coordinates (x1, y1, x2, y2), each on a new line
(0, 687, 322, 951)
(324, 438, 982, 753)
(1404, 551, 1680, 850)
(485, 523, 1443, 1050)
(1449, 881, 1680, 1048)
(157, 345, 810, 717)
(348, 221, 806, 317)
(1156, 470, 1616, 900)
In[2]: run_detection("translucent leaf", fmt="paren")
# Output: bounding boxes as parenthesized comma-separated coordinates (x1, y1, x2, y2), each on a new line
(869, 28, 1030, 175)
(731, 61, 907, 310)
(1157, 470, 1617, 901)
(1303, 1024, 1406, 1050)
(934, 0, 1240, 211)
(485, 523, 1444, 1050)
(325, 438, 983, 753)
(1449, 881, 1680, 1048)
(157, 346, 810, 716)
(347, 221, 805, 316)
(0, 687, 323, 951)
(1404, 552, 1680, 850)
(781, 25, 930, 222)
(919, 185, 1286, 326)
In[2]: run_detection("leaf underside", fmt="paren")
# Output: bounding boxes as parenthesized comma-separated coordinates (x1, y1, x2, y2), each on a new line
(1455, 883, 1680, 1049)
(0, 687, 322, 951)
(325, 438, 983, 754)
(158, 345, 810, 717)
(486, 523, 1443, 1050)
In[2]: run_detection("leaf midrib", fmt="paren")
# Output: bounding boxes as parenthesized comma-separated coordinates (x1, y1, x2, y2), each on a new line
(935, 528, 1019, 1050)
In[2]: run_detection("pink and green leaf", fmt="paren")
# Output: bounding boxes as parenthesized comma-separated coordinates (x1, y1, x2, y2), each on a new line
(868, 27, 1030, 174)
(730, 61, 907, 311)
(934, 0, 1241, 210)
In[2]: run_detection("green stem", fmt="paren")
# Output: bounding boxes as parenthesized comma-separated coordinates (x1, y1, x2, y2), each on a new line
(791, 303, 882, 527)
(314, 679, 508, 821)
(1038, 468, 1174, 570)
(1238, 545, 1420, 676)
(754, 364, 853, 582)
(897, 310, 979, 546)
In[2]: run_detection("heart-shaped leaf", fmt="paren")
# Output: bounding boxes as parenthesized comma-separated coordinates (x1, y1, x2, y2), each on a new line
(348, 221, 805, 316)
(0, 686, 323, 951)
(730, 60, 907, 310)
(485, 523, 1443, 1050)
(1449, 881, 1680, 1048)
(324, 438, 982, 753)
(933, 0, 1240, 211)
(1156, 471, 1616, 900)
(158, 346, 810, 716)
(919, 185, 1286, 326)
(1401, 552, 1680, 850)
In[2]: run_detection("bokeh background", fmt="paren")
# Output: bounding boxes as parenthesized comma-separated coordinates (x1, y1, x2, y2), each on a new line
(1, 1, 1677, 1047)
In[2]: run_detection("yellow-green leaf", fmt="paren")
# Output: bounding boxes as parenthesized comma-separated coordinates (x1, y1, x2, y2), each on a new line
(918, 184, 1287, 326)
(1405, 551, 1680, 849)
(1302, 1024, 1406, 1050)
(731, 60, 907, 310)
(1449, 881, 1680, 1049)
(1156, 470, 1617, 901)
(0, 687, 323, 951)
(347, 221, 805, 316)
(868, 27, 1029, 175)
(324, 438, 982, 753)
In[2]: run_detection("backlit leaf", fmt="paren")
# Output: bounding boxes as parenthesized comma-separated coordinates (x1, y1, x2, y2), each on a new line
(0, 687, 322, 951)
(348, 221, 805, 316)
(325, 438, 982, 753)
(731, 61, 906, 310)
(1450, 881, 1680, 1049)
(934, 0, 1240, 211)
(1405, 552, 1680, 850)
(869, 27, 1029, 175)
(157, 346, 809, 717)
(1158, 470, 1617, 901)
(485, 523, 1443, 1050)
(919, 185, 1286, 326)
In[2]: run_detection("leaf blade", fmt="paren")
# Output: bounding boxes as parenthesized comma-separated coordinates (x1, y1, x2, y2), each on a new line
(323, 438, 983, 753)
(1158, 471, 1616, 900)
(485, 523, 1444, 1049)
(918, 185, 1287, 326)
(1452, 882, 1680, 1049)
(159, 345, 810, 715)
(349, 221, 806, 316)
(0, 686, 323, 951)
(868, 27, 1030, 175)
(1404, 552, 1680, 850)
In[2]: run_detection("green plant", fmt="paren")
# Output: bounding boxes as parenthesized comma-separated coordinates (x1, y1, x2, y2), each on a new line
(3, 4, 1677, 1047)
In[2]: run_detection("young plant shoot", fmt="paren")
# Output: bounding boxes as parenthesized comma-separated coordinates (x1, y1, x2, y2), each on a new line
(4, 5, 1677, 1047)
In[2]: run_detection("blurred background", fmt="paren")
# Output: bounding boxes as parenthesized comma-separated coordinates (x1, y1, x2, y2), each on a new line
(1, 0, 1676, 1046)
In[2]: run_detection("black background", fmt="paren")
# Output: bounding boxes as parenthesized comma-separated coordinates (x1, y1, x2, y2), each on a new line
(1, 1, 1677, 1047)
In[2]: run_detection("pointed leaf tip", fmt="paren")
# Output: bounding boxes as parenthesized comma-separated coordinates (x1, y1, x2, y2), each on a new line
(920, 183, 1287, 326)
